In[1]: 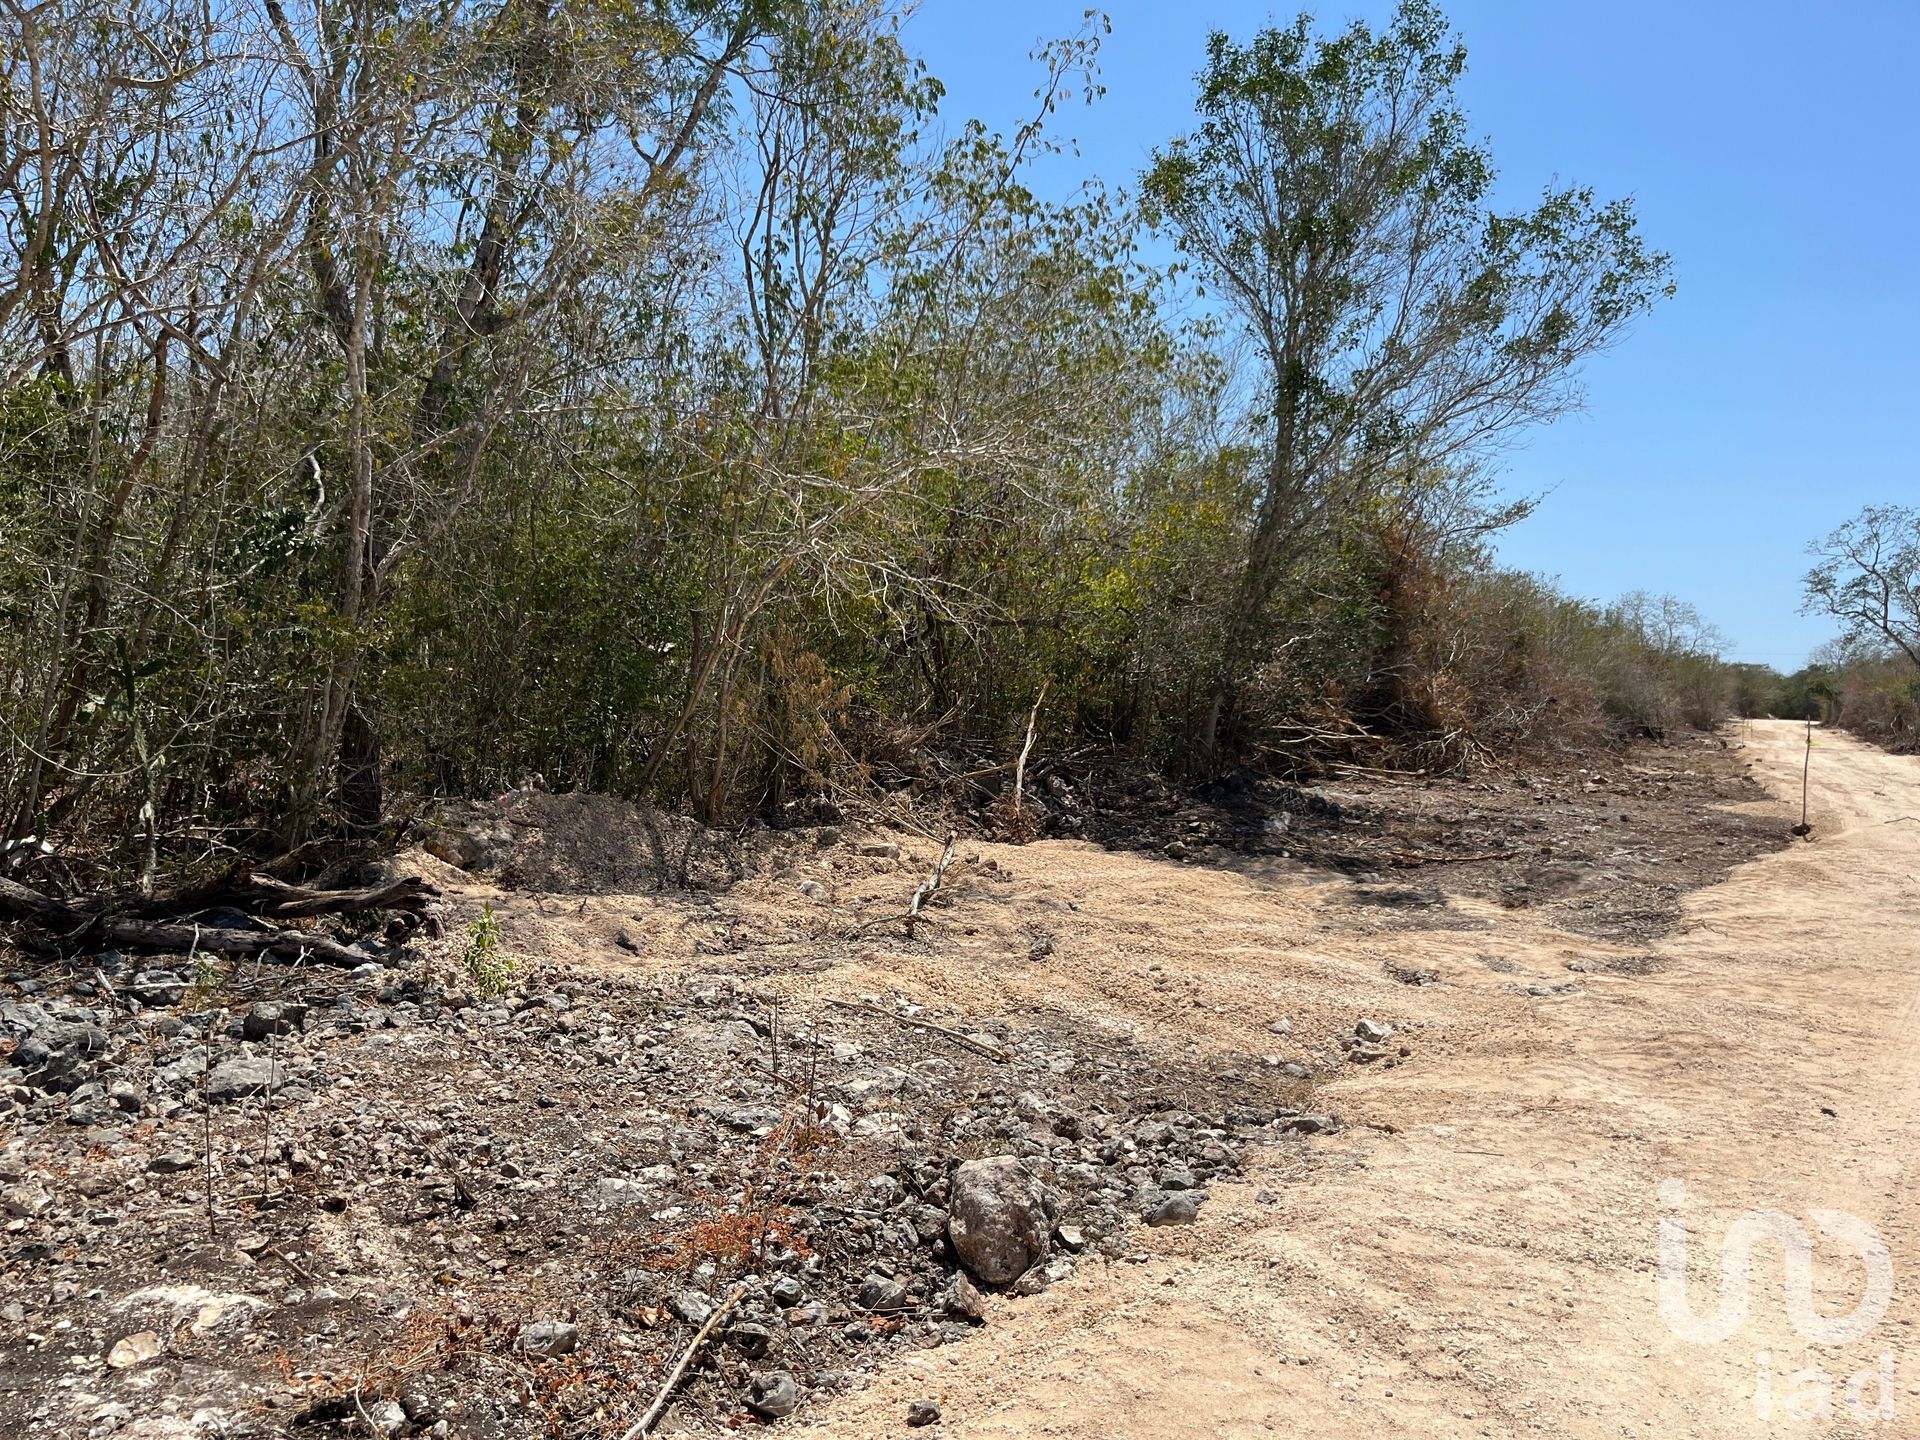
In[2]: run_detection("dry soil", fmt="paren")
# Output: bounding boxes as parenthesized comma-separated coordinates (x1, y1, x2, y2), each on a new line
(803, 719, 1918, 1438)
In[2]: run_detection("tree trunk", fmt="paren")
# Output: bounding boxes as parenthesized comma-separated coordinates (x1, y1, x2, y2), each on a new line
(338, 700, 383, 833)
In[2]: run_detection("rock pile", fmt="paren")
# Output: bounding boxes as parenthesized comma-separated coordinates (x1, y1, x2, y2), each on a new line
(0, 943, 1326, 1437)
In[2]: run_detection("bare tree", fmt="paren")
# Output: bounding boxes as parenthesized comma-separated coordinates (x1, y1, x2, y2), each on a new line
(1804, 505, 1920, 668)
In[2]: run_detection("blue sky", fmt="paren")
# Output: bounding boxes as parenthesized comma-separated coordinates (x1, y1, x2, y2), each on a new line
(903, 0, 1919, 669)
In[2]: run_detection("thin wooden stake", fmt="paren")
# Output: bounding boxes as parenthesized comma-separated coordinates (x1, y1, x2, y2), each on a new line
(1793, 716, 1814, 837)
(202, 1026, 216, 1238)
(261, 1016, 277, 1197)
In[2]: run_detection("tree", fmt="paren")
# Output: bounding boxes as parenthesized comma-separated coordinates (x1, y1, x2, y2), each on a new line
(259, 0, 786, 840)
(1804, 505, 1920, 668)
(1611, 590, 1727, 658)
(0, 0, 799, 853)
(0, 0, 1715, 885)
(1141, 0, 1673, 766)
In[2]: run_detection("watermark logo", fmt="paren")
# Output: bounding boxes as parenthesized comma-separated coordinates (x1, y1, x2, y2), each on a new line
(1657, 1178, 1892, 1344)
(1657, 1178, 1897, 1422)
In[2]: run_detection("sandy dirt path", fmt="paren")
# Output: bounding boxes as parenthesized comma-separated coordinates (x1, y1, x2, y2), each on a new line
(806, 721, 1920, 1438)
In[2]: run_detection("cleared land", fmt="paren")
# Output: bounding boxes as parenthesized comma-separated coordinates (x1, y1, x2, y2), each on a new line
(8, 724, 1899, 1439)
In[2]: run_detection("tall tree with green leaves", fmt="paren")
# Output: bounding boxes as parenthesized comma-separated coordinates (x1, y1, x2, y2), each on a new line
(1142, 0, 1673, 766)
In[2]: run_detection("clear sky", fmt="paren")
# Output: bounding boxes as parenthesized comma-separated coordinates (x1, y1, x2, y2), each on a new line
(903, 0, 1919, 669)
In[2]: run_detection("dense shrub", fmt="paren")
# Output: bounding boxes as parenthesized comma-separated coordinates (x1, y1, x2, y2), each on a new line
(0, 1, 1713, 884)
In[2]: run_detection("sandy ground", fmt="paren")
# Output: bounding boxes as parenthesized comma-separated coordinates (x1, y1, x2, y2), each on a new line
(8, 727, 1892, 1439)
(798, 721, 1920, 1439)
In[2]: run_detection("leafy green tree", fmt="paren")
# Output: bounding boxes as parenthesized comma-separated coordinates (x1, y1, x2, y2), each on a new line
(1142, 1, 1674, 766)
(0, 0, 1722, 884)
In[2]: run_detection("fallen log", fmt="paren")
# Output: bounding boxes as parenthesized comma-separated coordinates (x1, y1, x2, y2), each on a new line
(0, 876, 70, 925)
(0, 875, 376, 967)
(114, 868, 437, 921)
(97, 917, 374, 967)
(241, 872, 437, 919)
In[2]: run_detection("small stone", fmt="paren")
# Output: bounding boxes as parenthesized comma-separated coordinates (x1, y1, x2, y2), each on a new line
(941, 1273, 987, 1322)
(947, 1156, 1057, 1286)
(769, 1275, 806, 1307)
(907, 1399, 942, 1428)
(1054, 1224, 1085, 1253)
(107, 1331, 162, 1368)
(1354, 1018, 1393, 1044)
(747, 1371, 800, 1419)
(516, 1319, 579, 1358)
(1, 1181, 51, 1217)
(726, 1321, 773, 1359)
(1011, 1266, 1051, 1296)
(11, 1015, 108, 1090)
(856, 1274, 909, 1314)
(1277, 1111, 1334, 1136)
(206, 1056, 287, 1102)
(129, 971, 186, 1006)
(1144, 1193, 1201, 1227)
(363, 1399, 406, 1437)
(242, 1003, 307, 1041)
(668, 1290, 715, 1326)
(721, 1105, 781, 1134)
(396, 1388, 440, 1425)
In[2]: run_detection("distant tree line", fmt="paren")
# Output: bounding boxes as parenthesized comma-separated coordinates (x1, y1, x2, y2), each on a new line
(2, 0, 1733, 885)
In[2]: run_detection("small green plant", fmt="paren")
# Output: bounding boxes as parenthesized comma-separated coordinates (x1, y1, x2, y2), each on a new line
(461, 903, 514, 997)
(185, 948, 227, 1007)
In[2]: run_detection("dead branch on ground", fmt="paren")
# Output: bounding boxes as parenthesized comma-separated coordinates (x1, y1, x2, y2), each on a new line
(619, 1285, 746, 1440)
(823, 996, 1008, 1062)
(1384, 847, 1518, 867)
(0, 873, 416, 966)
(905, 830, 957, 938)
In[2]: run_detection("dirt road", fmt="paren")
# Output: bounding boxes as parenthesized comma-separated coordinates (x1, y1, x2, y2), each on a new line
(809, 721, 1919, 1438)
